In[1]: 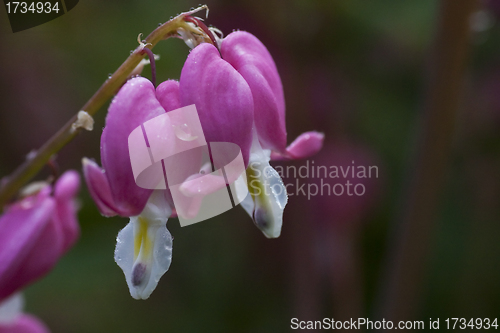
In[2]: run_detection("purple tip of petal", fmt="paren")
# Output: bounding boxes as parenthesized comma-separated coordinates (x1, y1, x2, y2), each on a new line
(0, 314, 51, 333)
(82, 158, 119, 217)
(54, 170, 80, 200)
(156, 80, 181, 112)
(272, 131, 324, 160)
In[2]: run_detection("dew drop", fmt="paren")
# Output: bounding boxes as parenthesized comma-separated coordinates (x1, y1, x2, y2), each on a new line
(173, 123, 198, 141)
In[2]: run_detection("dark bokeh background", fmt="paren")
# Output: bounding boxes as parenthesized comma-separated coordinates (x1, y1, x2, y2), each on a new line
(1, 0, 499, 332)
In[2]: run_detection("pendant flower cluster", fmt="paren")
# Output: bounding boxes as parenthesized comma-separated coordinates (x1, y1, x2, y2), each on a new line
(84, 27, 323, 299)
(0, 170, 80, 332)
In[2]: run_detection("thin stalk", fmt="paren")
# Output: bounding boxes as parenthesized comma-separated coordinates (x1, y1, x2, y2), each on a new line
(140, 47, 157, 88)
(0, 5, 211, 208)
(376, 0, 478, 325)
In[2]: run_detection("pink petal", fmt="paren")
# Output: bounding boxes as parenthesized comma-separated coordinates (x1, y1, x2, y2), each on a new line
(54, 170, 79, 199)
(179, 43, 254, 166)
(0, 195, 55, 301)
(156, 80, 181, 112)
(0, 314, 50, 333)
(101, 77, 166, 216)
(0, 173, 81, 301)
(285, 131, 324, 159)
(53, 170, 81, 253)
(14, 211, 63, 300)
(82, 158, 119, 217)
(221, 31, 286, 152)
(271, 131, 325, 160)
(179, 172, 228, 197)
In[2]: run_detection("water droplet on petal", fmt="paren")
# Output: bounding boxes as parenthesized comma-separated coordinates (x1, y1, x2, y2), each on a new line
(173, 123, 198, 141)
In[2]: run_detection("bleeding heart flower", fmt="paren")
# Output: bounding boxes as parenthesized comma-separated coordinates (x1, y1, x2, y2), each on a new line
(178, 30, 323, 237)
(0, 171, 80, 302)
(83, 78, 179, 300)
(83, 28, 324, 300)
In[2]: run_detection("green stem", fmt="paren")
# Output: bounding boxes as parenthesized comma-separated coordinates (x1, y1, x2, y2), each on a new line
(0, 5, 211, 208)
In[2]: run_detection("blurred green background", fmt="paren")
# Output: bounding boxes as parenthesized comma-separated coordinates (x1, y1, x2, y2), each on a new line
(1, 0, 500, 332)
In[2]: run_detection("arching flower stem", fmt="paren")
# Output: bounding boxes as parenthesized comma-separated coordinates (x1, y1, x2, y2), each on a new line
(0, 5, 212, 209)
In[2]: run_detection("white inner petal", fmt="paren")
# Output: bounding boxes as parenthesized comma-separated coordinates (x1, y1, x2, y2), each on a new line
(240, 192, 255, 218)
(0, 293, 23, 324)
(243, 132, 288, 238)
(114, 191, 173, 300)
